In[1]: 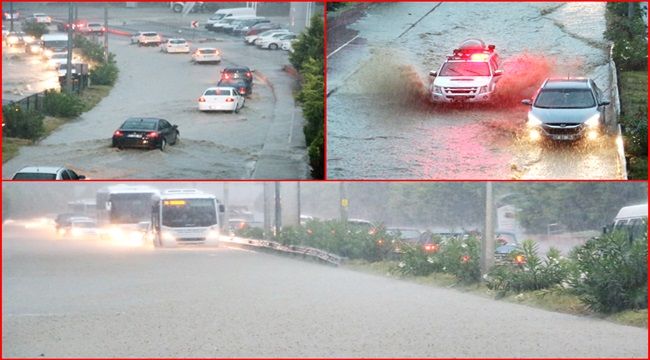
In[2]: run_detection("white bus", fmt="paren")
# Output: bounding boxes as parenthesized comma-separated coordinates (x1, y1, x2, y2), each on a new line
(610, 203, 647, 240)
(96, 185, 160, 242)
(151, 189, 223, 247)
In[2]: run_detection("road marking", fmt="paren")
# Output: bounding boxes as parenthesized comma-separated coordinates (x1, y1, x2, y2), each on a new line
(327, 34, 360, 58)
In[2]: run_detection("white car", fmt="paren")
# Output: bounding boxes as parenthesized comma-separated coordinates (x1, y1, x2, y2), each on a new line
(428, 39, 503, 103)
(280, 38, 297, 52)
(192, 48, 221, 64)
(244, 29, 289, 45)
(257, 33, 296, 50)
(29, 13, 52, 24)
(198, 87, 245, 113)
(131, 31, 145, 44)
(11, 166, 86, 180)
(69, 218, 100, 238)
(57, 63, 79, 78)
(48, 52, 69, 69)
(161, 38, 190, 53)
(137, 32, 162, 47)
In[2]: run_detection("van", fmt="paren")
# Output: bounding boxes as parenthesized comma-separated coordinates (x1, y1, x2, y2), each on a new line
(606, 203, 647, 240)
(213, 7, 255, 19)
(41, 33, 69, 58)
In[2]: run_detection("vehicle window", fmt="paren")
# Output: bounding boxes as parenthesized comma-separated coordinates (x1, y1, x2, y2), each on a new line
(199, 49, 216, 54)
(122, 120, 157, 130)
(159, 120, 170, 129)
(12, 173, 57, 180)
(68, 170, 79, 179)
(534, 89, 596, 109)
(205, 89, 231, 96)
(143, 33, 158, 37)
(439, 62, 490, 76)
(61, 171, 71, 180)
(170, 40, 186, 44)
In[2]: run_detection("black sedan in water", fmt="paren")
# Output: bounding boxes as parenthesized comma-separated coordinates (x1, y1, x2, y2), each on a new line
(218, 78, 252, 96)
(112, 117, 179, 151)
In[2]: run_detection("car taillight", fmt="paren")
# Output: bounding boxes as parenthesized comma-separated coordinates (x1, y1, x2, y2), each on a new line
(246, 72, 252, 77)
(223, 74, 230, 79)
(198, 96, 206, 102)
(239, 88, 246, 94)
(114, 130, 123, 136)
(147, 131, 158, 138)
(225, 97, 234, 102)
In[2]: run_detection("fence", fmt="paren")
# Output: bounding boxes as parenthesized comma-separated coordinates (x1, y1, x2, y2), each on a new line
(4, 90, 49, 112)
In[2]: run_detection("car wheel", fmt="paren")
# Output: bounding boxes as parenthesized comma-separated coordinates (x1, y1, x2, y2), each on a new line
(160, 138, 167, 151)
(269, 43, 278, 50)
(233, 106, 238, 114)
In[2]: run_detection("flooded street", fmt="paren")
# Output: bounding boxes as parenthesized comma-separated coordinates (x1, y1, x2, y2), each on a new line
(327, 2, 623, 179)
(3, 229, 647, 358)
(2, 5, 309, 179)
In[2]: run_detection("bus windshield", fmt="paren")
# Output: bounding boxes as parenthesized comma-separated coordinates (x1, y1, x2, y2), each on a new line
(162, 199, 217, 228)
(109, 193, 153, 224)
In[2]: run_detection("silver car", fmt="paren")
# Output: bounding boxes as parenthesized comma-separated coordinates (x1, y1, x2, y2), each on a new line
(522, 78, 610, 141)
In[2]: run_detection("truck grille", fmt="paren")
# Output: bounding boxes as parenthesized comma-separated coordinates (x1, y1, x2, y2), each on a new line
(444, 87, 477, 95)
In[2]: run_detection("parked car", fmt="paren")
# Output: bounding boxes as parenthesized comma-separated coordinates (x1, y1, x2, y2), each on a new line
(137, 32, 162, 47)
(3, 10, 20, 21)
(245, 29, 289, 45)
(232, 18, 271, 35)
(198, 86, 245, 113)
(257, 33, 296, 50)
(217, 78, 252, 96)
(191, 47, 221, 63)
(244, 22, 282, 37)
(522, 78, 609, 142)
(161, 38, 190, 53)
(221, 66, 253, 85)
(112, 117, 179, 151)
(25, 13, 52, 24)
(11, 166, 86, 180)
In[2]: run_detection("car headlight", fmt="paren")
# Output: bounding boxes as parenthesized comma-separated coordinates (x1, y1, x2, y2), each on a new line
(30, 44, 41, 52)
(23, 36, 34, 44)
(527, 112, 542, 127)
(478, 85, 489, 94)
(433, 86, 443, 94)
(584, 113, 600, 128)
(7, 37, 18, 44)
(43, 49, 53, 57)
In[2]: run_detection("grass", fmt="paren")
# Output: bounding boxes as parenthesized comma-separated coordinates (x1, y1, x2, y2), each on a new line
(3, 85, 113, 162)
(619, 70, 647, 179)
(2, 138, 32, 163)
(345, 260, 647, 328)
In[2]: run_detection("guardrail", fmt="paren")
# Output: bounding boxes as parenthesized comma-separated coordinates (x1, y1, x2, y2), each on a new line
(221, 236, 342, 266)
(609, 43, 628, 179)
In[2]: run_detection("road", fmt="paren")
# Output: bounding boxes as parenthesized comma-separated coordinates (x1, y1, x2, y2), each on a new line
(327, 2, 624, 179)
(3, 227, 647, 358)
(2, 4, 309, 179)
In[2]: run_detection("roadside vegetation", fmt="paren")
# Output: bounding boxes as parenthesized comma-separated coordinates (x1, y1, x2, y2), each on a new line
(235, 220, 647, 327)
(605, 3, 647, 179)
(289, 15, 324, 179)
(2, 36, 118, 163)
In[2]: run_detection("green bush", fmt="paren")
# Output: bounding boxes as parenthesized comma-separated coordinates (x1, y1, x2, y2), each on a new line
(308, 130, 324, 179)
(2, 104, 44, 140)
(486, 240, 569, 296)
(569, 231, 648, 313)
(43, 90, 85, 118)
(90, 62, 119, 86)
(612, 37, 648, 72)
(74, 35, 114, 64)
(21, 21, 49, 38)
(235, 226, 264, 240)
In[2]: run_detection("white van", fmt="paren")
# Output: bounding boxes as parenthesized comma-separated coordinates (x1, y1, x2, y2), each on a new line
(213, 7, 256, 19)
(41, 33, 69, 59)
(612, 204, 647, 230)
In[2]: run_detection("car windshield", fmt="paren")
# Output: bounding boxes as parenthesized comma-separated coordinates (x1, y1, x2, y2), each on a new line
(143, 33, 158, 37)
(13, 172, 57, 180)
(121, 120, 157, 130)
(73, 221, 96, 228)
(205, 89, 232, 96)
(170, 40, 186, 44)
(439, 61, 490, 76)
(52, 54, 67, 59)
(199, 49, 216, 54)
(162, 199, 217, 228)
(89, 23, 101, 27)
(534, 88, 596, 108)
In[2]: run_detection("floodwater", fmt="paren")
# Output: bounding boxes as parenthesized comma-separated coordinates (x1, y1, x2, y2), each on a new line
(327, 2, 623, 179)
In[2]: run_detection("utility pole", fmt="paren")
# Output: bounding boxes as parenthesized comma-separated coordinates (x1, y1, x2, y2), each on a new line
(481, 182, 495, 278)
(263, 183, 273, 239)
(274, 182, 282, 236)
(65, 3, 74, 93)
(74, 4, 78, 23)
(223, 183, 229, 232)
(297, 182, 301, 226)
(9, 2, 14, 32)
(103, 5, 109, 63)
(339, 182, 348, 222)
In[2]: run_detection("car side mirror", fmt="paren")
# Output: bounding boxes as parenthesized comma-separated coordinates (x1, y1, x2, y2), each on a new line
(494, 69, 503, 76)
(219, 204, 225, 212)
(429, 71, 437, 77)
(172, 125, 178, 129)
(78, 175, 86, 180)
(250, 69, 256, 72)
(521, 99, 532, 105)
(599, 100, 610, 106)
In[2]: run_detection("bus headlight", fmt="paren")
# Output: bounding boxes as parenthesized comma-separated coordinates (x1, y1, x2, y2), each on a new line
(584, 113, 600, 128)
(43, 49, 53, 58)
(71, 228, 81, 237)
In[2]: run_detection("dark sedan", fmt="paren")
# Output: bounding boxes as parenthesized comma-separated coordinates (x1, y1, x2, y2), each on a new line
(522, 78, 609, 142)
(112, 117, 179, 151)
(221, 66, 253, 85)
(218, 78, 252, 96)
